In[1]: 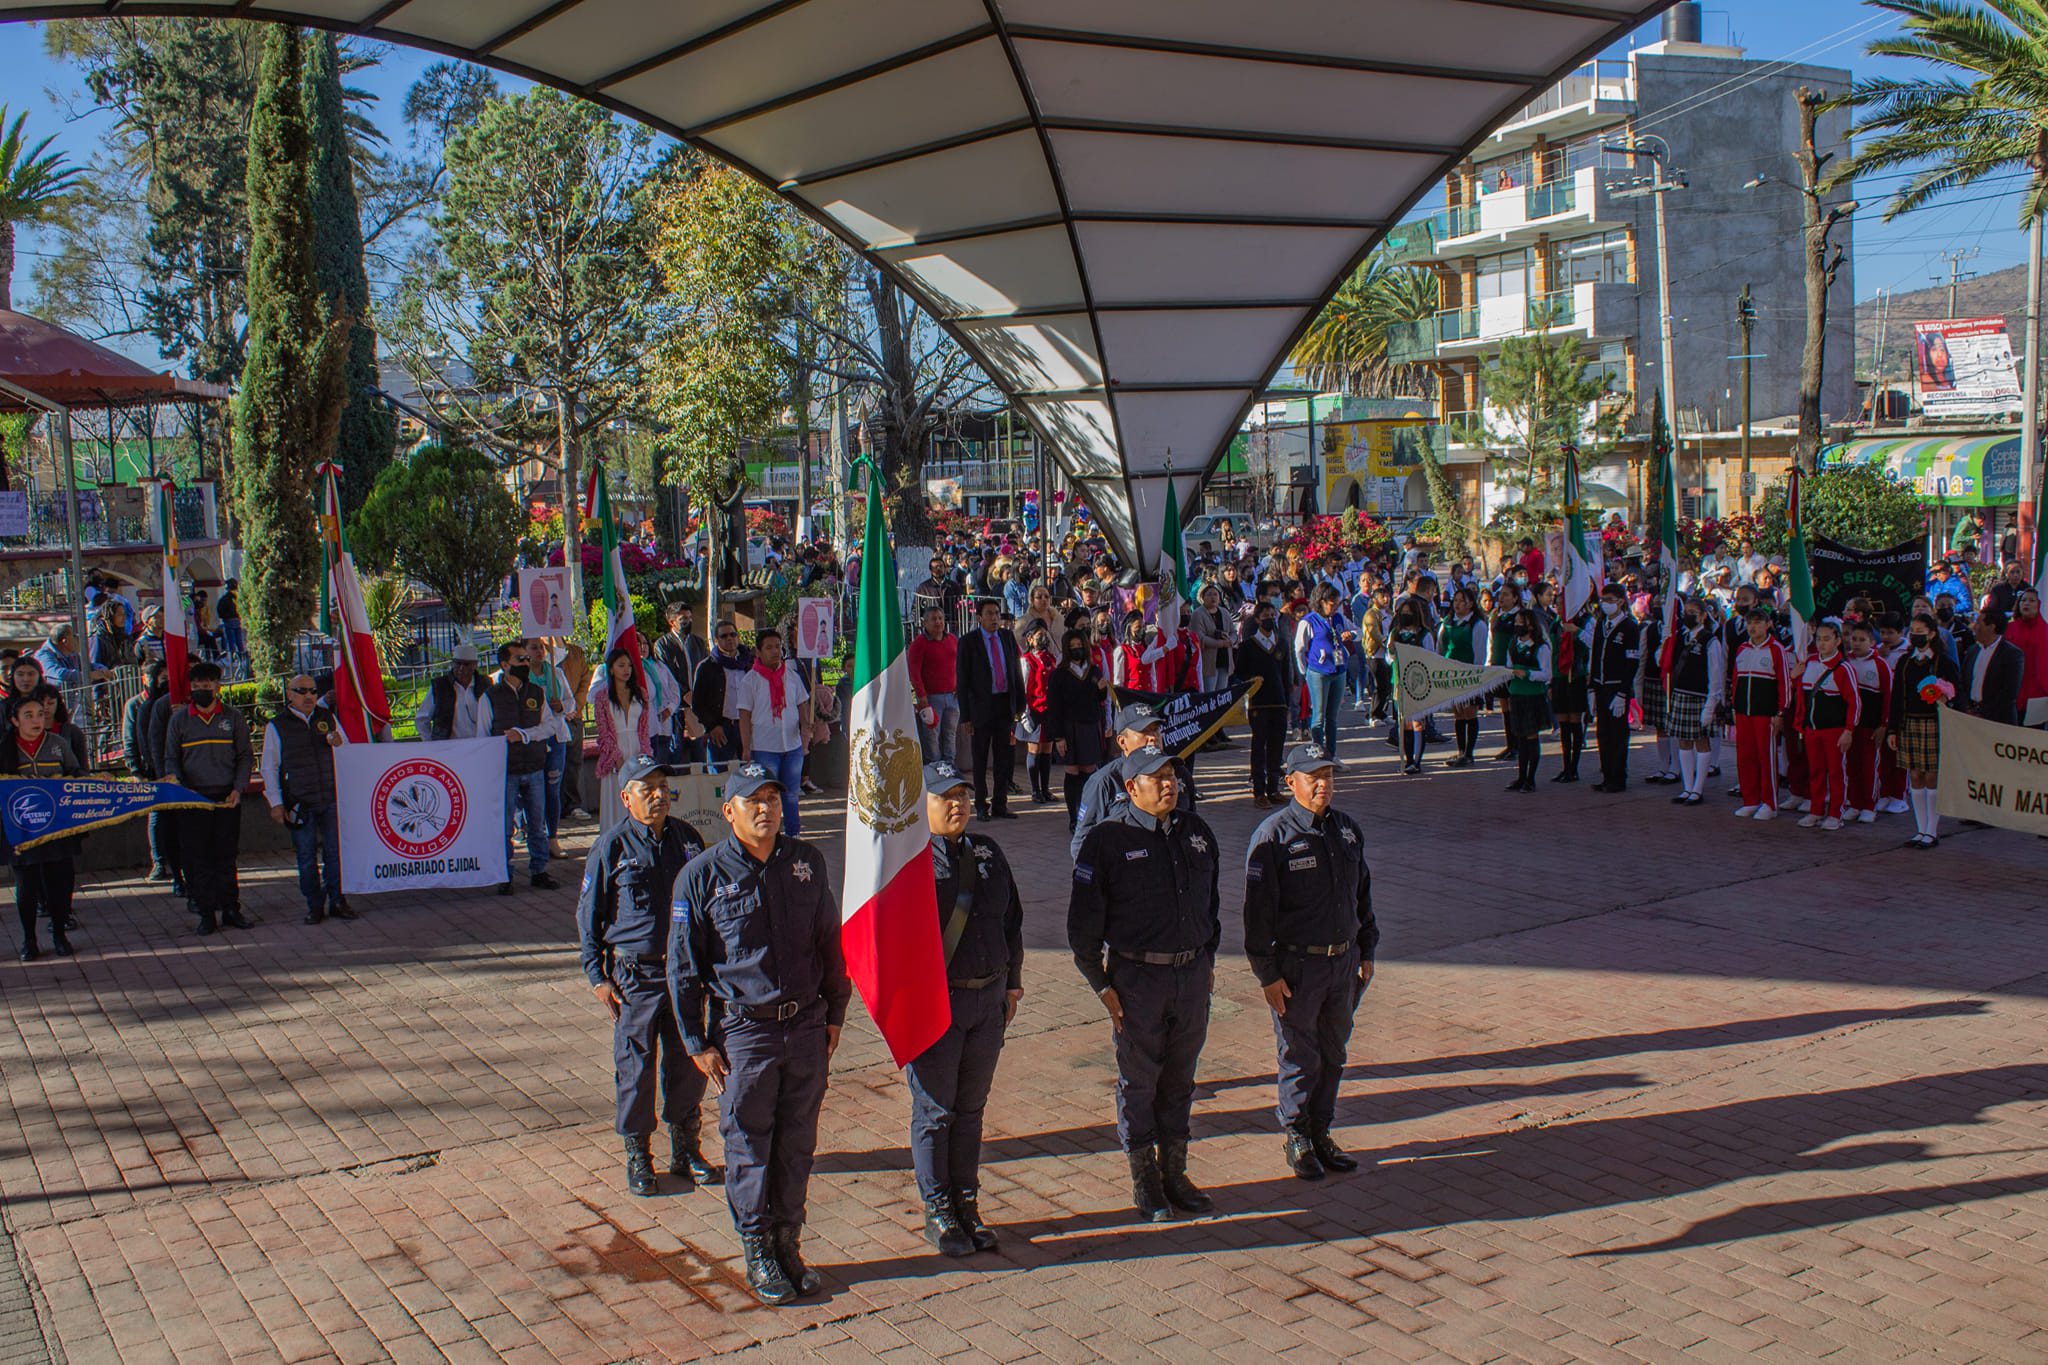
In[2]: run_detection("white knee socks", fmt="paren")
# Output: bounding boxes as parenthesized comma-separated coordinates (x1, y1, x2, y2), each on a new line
(1910, 786, 1939, 837)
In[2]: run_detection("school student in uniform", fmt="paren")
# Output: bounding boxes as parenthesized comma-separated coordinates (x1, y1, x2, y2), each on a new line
(1664, 599, 1726, 806)
(1390, 602, 1433, 775)
(1794, 620, 1859, 830)
(1841, 620, 1893, 824)
(1500, 609, 1552, 792)
(1888, 611, 1961, 849)
(1729, 607, 1790, 820)
(1436, 587, 1487, 767)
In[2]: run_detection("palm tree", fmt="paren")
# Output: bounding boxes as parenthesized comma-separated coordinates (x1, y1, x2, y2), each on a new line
(0, 106, 83, 310)
(1826, 0, 2048, 555)
(1289, 251, 1439, 397)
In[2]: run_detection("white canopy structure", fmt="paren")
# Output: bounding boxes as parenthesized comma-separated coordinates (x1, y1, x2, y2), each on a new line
(0, 0, 1675, 562)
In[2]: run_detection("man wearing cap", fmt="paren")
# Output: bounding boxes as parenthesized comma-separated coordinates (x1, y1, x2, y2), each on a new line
(668, 761, 850, 1306)
(905, 761, 1024, 1258)
(1068, 702, 1196, 860)
(1243, 744, 1377, 1181)
(579, 756, 719, 1199)
(479, 641, 558, 892)
(417, 644, 487, 740)
(1068, 743, 1222, 1224)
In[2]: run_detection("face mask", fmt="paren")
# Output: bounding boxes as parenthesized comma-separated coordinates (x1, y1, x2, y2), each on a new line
(1600, 601, 1621, 617)
(1911, 636, 1932, 652)
(189, 689, 216, 708)
(510, 665, 530, 681)
(1065, 646, 1086, 662)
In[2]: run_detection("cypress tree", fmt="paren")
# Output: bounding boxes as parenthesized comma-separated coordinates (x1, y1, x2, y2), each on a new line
(304, 30, 396, 515)
(230, 25, 346, 676)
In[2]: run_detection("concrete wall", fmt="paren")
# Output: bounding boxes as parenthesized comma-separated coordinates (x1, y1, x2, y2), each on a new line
(1628, 55, 1856, 434)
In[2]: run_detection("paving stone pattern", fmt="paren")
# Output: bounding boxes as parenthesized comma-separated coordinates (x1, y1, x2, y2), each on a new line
(3, 712, 2047, 1363)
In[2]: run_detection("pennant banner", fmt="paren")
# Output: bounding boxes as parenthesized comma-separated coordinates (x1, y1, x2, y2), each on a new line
(0, 777, 217, 853)
(1392, 641, 1516, 721)
(1108, 677, 1262, 757)
(334, 738, 508, 894)
(1936, 707, 2048, 835)
(1808, 534, 1927, 621)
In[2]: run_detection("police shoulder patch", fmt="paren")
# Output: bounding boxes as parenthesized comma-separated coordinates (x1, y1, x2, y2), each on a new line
(1073, 863, 1094, 883)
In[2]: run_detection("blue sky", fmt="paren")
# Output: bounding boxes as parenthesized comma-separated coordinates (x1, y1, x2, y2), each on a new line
(0, 2, 2031, 325)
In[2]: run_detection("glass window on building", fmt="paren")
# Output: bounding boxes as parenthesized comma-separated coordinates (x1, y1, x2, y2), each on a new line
(1582, 342, 1627, 389)
(1477, 249, 1533, 301)
(1476, 151, 1533, 193)
(1556, 230, 1632, 285)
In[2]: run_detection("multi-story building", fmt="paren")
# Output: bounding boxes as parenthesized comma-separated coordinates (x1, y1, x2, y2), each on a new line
(1384, 3, 1854, 524)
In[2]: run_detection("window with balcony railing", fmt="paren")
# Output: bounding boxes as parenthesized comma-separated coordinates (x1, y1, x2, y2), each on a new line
(1526, 180, 1578, 220)
(1527, 291, 1577, 328)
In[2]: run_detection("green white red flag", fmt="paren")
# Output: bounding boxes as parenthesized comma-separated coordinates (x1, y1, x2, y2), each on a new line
(145, 477, 189, 704)
(1785, 466, 1818, 656)
(1559, 443, 1601, 621)
(841, 464, 949, 1065)
(583, 462, 644, 688)
(1651, 391, 1681, 677)
(315, 462, 390, 742)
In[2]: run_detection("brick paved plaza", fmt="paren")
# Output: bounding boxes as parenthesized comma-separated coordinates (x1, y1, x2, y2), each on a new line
(4, 712, 2048, 1363)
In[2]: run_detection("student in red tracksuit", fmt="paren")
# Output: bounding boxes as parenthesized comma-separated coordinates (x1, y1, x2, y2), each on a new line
(1795, 620, 1859, 829)
(1842, 620, 1892, 824)
(1729, 607, 1789, 820)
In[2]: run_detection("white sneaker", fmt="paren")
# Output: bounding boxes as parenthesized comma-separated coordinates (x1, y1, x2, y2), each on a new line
(1857, 809, 1876, 824)
(1841, 809, 1861, 822)
(1884, 797, 1910, 814)
(1821, 817, 1842, 830)
(1798, 814, 1820, 828)
(1734, 805, 1758, 818)
(1777, 793, 1800, 810)
(1753, 805, 1777, 821)
(1796, 799, 1812, 813)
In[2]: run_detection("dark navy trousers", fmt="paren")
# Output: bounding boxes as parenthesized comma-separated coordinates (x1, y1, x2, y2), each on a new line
(1270, 947, 1361, 1131)
(718, 1002, 830, 1236)
(613, 958, 705, 1136)
(905, 980, 1008, 1202)
(1108, 955, 1213, 1151)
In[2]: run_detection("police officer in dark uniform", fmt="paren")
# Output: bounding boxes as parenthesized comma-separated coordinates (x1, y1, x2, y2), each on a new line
(1588, 581, 1641, 792)
(669, 761, 850, 1306)
(906, 761, 1024, 1258)
(1068, 743, 1221, 1223)
(1067, 702, 1197, 860)
(577, 755, 720, 1198)
(1243, 743, 1377, 1181)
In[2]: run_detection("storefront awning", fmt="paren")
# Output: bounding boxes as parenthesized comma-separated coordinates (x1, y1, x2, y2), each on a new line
(1819, 433, 2021, 508)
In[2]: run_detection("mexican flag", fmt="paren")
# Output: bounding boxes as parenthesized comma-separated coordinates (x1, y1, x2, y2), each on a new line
(841, 465, 950, 1066)
(1651, 391, 1681, 677)
(315, 463, 391, 743)
(147, 478, 189, 704)
(1786, 466, 1818, 656)
(1559, 443, 1601, 621)
(583, 462, 644, 687)
(1154, 477, 1193, 637)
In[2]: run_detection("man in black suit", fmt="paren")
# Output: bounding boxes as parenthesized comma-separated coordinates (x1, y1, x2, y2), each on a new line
(957, 597, 1023, 821)
(1963, 607, 2026, 727)
(1587, 582, 1641, 792)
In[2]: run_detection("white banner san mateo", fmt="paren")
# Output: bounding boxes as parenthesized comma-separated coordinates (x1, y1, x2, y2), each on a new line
(1392, 640, 1516, 721)
(335, 738, 508, 894)
(1936, 707, 2048, 834)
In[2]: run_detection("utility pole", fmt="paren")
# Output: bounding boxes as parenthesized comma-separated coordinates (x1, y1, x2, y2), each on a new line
(2022, 214, 2043, 577)
(1737, 284, 1756, 512)
(1605, 133, 1687, 497)
(1936, 246, 1979, 319)
(1868, 287, 1892, 421)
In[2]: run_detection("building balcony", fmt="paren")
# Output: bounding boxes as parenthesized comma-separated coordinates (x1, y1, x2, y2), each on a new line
(1487, 59, 1635, 151)
(1437, 167, 1629, 252)
(1390, 280, 1634, 363)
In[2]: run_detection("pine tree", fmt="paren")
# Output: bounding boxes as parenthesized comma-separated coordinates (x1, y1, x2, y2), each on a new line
(231, 25, 346, 676)
(304, 30, 395, 517)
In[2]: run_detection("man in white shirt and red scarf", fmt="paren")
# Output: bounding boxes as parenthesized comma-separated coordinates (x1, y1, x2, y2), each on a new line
(735, 627, 812, 838)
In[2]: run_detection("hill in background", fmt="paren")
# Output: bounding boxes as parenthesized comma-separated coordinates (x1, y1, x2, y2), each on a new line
(1856, 263, 2029, 385)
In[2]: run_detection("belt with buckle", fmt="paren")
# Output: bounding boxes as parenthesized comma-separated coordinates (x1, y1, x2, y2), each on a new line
(948, 971, 1002, 990)
(1114, 948, 1203, 967)
(631, 953, 666, 967)
(724, 998, 805, 1022)
(1280, 942, 1352, 958)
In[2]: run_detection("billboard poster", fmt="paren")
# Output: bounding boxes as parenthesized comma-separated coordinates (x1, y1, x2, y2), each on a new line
(1913, 318, 2022, 416)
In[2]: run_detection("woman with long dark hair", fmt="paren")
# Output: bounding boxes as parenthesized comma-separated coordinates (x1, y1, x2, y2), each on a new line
(1018, 622, 1058, 804)
(591, 645, 649, 830)
(1046, 628, 1109, 828)
(1391, 600, 1432, 774)
(1436, 585, 1487, 767)
(1501, 608, 1553, 791)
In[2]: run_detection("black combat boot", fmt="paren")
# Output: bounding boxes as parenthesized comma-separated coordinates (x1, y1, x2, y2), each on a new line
(1284, 1126, 1325, 1181)
(772, 1225, 821, 1296)
(1126, 1148, 1173, 1224)
(1310, 1126, 1359, 1173)
(952, 1188, 997, 1252)
(923, 1197, 974, 1257)
(220, 906, 253, 929)
(623, 1135, 659, 1197)
(195, 909, 218, 937)
(1158, 1139, 1213, 1214)
(670, 1112, 720, 1187)
(741, 1234, 797, 1305)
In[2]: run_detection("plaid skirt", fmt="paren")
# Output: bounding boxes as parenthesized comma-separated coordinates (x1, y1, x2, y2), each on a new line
(1507, 691, 1554, 735)
(1640, 677, 1668, 732)
(1665, 688, 1718, 742)
(1897, 712, 1940, 771)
